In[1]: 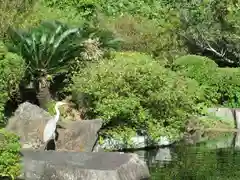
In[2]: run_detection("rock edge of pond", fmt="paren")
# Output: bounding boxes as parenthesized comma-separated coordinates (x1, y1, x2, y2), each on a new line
(19, 149, 150, 180)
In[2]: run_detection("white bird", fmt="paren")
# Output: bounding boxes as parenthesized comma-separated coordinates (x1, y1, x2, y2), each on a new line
(43, 101, 67, 143)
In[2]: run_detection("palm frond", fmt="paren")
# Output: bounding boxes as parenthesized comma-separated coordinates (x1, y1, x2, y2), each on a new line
(7, 20, 83, 78)
(46, 28, 80, 66)
(6, 20, 121, 87)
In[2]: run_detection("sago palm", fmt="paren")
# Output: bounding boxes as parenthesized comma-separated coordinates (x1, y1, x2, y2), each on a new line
(6, 20, 84, 109)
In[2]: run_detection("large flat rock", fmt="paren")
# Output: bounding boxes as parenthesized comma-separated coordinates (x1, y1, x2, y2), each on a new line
(21, 150, 150, 180)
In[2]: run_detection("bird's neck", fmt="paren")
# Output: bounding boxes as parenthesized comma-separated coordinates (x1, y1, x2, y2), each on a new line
(55, 105, 60, 122)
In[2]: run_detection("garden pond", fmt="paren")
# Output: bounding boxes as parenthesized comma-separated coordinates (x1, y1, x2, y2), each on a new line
(133, 132, 240, 179)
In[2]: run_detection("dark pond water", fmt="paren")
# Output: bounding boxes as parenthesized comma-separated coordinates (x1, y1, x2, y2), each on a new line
(134, 133, 240, 180)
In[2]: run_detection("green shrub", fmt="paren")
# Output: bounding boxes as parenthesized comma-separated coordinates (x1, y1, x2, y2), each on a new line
(18, 2, 86, 29)
(43, 0, 185, 60)
(42, 0, 99, 20)
(98, 0, 173, 18)
(97, 14, 184, 60)
(0, 129, 21, 178)
(43, 0, 172, 19)
(217, 68, 240, 107)
(174, 55, 219, 84)
(43, 0, 99, 9)
(175, 55, 240, 107)
(0, 42, 25, 124)
(0, 0, 34, 38)
(71, 52, 202, 143)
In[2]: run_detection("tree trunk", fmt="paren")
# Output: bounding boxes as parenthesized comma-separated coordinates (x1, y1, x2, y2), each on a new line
(232, 108, 240, 129)
(36, 77, 52, 110)
(232, 132, 240, 148)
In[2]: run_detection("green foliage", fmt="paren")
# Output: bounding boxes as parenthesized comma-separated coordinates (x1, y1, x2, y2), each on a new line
(99, 126, 137, 149)
(178, 0, 240, 67)
(0, 0, 35, 38)
(174, 55, 219, 84)
(2, 0, 240, 152)
(0, 129, 21, 178)
(46, 100, 57, 116)
(217, 68, 240, 107)
(175, 55, 240, 107)
(43, 0, 185, 60)
(0, 42, 25, 124)
(43, 0, 99, 19)
(99, 0, 173, 18)
(8, 20, 120, 84)
(7, 20, 83, 81)
(96, 0, 185, 60)
(97, 14, 184, 60)
(18, 2, 86, 29)
(6, 16, 121, 107)
(71, 52, 202, 142)
(6, 20, 88, 108)
(7, 20, 82, 101)
(43, 0, 99, 10)
(0, 43, 25, 98)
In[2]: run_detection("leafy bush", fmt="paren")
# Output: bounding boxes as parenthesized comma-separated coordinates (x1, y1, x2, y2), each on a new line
(0, 129, 21, 178)
(43, 0, 99, 9)
(0, 0, 35, 38)
(98, 0, 173, 18)
(42, 0, 99, 20)
(217, 68, 240, 107)
(42, 0, 185, 61)
(0, 42, 25, 124)
(174, 55, 219, 84)
(97, 14, 184, 60)
(175, 55, 240, 107)
(18, 2, 86, 29)
(71, 52, 202, 143)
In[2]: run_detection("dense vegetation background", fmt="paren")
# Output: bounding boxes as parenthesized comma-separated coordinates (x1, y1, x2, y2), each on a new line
(1, 0, 240, 178)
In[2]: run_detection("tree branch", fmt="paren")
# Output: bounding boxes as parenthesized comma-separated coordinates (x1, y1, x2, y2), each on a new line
(181, 31, 235, 64)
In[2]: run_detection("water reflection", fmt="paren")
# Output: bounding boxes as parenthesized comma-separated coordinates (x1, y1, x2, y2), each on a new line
(134, 132, 240, 179)
(134, 148, 173, 167)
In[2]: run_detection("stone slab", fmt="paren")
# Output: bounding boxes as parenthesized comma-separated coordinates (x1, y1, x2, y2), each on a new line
(207, 108, 234, 122)
(21, 150, 150, 180)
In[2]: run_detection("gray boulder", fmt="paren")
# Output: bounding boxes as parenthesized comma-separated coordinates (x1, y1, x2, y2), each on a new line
(56, 119, 103, 152)
(5, 102, 102, 152)
(21, 150, 150, 180)
(6, 102, 50, 149)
